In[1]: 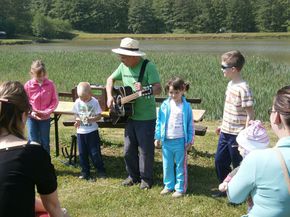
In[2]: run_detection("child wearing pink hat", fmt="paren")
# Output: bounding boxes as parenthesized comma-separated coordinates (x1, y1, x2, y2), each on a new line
(219, 120, 270, 211)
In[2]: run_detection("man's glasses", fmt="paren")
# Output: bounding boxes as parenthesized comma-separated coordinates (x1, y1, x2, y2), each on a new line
(221, 65, 234, 70)
(268, 107, 276, 116)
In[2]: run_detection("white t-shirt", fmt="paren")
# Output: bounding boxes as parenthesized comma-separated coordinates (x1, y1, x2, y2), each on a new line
(166, 100, 184, 139)
(72, 97, 102, 134)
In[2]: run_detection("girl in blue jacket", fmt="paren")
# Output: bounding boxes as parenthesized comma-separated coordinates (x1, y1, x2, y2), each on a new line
(155, 77, 194, 198)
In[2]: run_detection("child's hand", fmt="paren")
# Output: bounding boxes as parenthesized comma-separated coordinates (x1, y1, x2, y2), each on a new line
(33, 109, 46, 117)
(31, 111, 42, 120)
(218, 182, 228, 192)
(87, 117, 94, 124)
(186, 143, 192, 151)
(74, 119, 81, 128)
(154, 140, 161, 149)
(215, 127, 221, 135)
(87, 114, 101, 123)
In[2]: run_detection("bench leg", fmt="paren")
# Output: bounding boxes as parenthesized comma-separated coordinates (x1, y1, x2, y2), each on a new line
(69, 135, 77, 165)
(74, 135, 77, 165)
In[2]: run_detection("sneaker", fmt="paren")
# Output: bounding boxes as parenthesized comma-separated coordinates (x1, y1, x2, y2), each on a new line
(79, 175, 95, 182)
(211, 191, 227, 198)
(121, 177, 139, 186)
(78, 174, 89, 180)
(160, 188, 173, 195)
(172, 191, 184, 198)
(87, 177, 96, 182)
(140, 180, 151, 190)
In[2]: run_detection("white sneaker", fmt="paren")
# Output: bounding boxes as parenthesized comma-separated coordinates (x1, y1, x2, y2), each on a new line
(172, 191, 184, 198)
(160, 188, 173, 195)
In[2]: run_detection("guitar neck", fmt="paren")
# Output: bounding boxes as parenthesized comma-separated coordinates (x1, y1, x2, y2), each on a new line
(121, 92, 140, 104)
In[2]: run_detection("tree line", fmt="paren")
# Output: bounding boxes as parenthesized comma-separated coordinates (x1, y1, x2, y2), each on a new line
(0, 0, 289, 38)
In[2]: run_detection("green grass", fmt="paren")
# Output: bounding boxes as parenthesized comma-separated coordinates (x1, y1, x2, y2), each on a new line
(0, 37, 288, 216)
(2, 32, 290, 45)
(0, 51, 289, 121)
(0, 39, 33, 45)
(49, 120, 277, 217)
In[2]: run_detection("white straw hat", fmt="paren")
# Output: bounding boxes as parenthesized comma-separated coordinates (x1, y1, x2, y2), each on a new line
(236, 120, 270, 151)
(112, 37, 146, 56)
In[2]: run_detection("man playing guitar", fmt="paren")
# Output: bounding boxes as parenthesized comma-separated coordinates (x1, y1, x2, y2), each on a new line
(106, 37, 161, 190)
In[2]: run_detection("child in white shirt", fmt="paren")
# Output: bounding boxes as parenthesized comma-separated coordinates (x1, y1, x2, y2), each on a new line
(73, 82, 106, 180)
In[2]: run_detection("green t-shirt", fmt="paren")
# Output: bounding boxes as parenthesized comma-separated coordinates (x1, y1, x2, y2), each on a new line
(111, 59, 160, 120)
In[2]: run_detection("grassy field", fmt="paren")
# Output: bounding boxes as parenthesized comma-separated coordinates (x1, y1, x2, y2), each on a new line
(74, 32, 290, 40)
(49, 119, 277, 217)
(0, 39, 34, 45)
(1, 32, 290, 45)
(0, 42, 287, 216)
(0, 51, 289, 120)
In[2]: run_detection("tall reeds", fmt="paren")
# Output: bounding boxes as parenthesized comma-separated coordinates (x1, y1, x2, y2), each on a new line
(0, 51, 289, 121)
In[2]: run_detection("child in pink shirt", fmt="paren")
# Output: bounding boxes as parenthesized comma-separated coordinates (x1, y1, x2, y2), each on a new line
(24, 60, 58, 154)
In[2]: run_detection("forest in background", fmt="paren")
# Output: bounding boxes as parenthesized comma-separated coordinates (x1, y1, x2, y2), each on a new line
(0, 0, 289, 39)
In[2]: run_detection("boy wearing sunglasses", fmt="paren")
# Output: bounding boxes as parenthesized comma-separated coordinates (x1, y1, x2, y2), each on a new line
(212, 50, 254, 198)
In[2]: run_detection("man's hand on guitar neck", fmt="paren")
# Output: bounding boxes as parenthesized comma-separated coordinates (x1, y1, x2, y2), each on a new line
(134, 82, 142, 91)
(135, 82, 162, 96)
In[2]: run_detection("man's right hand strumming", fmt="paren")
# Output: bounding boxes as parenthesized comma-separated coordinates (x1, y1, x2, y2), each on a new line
(107, 96, 114, 109)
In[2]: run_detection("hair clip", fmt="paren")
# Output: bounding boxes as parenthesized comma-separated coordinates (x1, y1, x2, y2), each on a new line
(0, 98, 8, 102)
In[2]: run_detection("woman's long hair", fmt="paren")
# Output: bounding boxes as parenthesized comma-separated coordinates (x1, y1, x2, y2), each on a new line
(0, 81, 30, 139)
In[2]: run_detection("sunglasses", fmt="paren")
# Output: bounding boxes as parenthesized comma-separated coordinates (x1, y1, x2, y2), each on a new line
(221, 65, 234, 70)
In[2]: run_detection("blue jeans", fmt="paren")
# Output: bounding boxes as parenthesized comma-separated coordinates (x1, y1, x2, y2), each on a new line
(27, 117, 51, 154)
(162, 138, 187, 193)
(77, 130, 105, 176)
(214, 132, 242, 183)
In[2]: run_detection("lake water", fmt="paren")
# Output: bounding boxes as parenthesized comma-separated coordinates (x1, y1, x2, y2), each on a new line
(1, 38, 289, 65)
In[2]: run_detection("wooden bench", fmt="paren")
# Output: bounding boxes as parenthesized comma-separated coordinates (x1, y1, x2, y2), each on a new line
(55, 85, 207, 128)
(54, 85, 207, 162)
(60, 110, 207, 135)
(57, 85, 207, 135)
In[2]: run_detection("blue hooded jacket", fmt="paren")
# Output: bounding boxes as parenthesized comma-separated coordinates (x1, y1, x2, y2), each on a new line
(155, 96, 194, 145)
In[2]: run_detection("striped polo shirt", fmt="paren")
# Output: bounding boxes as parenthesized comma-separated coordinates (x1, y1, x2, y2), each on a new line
(221, 80, 253, 135)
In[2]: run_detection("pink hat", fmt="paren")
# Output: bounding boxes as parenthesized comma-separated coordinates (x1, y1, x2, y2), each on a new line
(236, 120, 270, 151)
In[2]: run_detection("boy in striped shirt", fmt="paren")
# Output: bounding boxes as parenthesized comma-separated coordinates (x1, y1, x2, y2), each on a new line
(212, 50, 254, 198)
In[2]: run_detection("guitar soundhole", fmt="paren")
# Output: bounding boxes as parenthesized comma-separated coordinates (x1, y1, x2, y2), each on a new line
(115, 95, 125, 116)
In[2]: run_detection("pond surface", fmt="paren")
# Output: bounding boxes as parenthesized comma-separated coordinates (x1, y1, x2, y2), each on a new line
(1, 38, 289, 65)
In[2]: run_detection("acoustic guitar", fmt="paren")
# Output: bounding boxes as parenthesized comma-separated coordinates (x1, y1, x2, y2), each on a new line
(110, 85, 153, 124)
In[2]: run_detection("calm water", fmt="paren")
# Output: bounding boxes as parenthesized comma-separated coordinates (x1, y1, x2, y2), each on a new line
(1, 39, 289, 64)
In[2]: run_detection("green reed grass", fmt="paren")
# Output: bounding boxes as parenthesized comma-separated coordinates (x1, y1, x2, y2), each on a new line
(0, 51, 289, 121)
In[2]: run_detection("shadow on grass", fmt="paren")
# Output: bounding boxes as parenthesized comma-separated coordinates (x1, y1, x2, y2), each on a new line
(55, 167, 80, 177)
(104, 151, 218, 197)
(191, 146, 216, 158)
(187, 164, 218, 197)
(55, 146, 219, 198)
